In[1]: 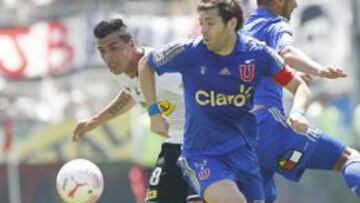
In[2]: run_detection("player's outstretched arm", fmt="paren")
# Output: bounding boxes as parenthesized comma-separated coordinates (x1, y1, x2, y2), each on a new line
(72, 91, 135, 142)
(283, 73, 312, 133)
(138, 58, 169, 138)
(280, 45, 347, 79)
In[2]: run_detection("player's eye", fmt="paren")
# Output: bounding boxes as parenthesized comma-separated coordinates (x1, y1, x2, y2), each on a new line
(109, 46, 117, 51)
(203, 20, 215, 26)
(199, 19, 204, 26)
(98, 48, 105, 55)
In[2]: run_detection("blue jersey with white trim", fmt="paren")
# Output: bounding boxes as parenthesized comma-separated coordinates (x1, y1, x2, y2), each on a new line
(243, 8, 294, 111)
(147, 33, 292, 156)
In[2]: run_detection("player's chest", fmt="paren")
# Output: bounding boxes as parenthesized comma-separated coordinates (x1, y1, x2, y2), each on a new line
(184, 59, 261, 92)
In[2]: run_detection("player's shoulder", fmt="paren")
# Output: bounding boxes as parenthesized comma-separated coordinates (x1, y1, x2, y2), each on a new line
(180, 36, 204, 51)
(268, 17, 293, 34)
(238, 32, 268, 52)
(150, 37, 201, 60)
(163, 37, 202, 51)
(238, 33, 279, 62)
(148, 37, 199, 67)
(247, 9, 289, 29)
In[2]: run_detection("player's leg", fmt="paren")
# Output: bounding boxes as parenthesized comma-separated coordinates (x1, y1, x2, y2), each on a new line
(177, 151, 255, 203)
(260, 167, 278, 203)
(304, 133, 360, 198)
(342, 148, 360, 197)
(203, 179, 247, 203)
(145, 143, 189, 203)
(328, 146, 360, 198)
(254, 107, 319, 182)
(230, 146, 265, 203)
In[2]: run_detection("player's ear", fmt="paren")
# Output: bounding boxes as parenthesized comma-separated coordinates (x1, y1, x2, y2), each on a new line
(275, 0, 284, 7)
(128, 39, 135, 48)
(228, 17, 238, 31)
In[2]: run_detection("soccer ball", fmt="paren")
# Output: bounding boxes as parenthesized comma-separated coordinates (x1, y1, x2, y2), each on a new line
(56, 159, 104, 203)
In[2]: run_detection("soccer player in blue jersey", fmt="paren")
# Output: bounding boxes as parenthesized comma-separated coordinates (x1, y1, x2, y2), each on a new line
(138, 1, 312, 202)
(243, 0, 360, 202)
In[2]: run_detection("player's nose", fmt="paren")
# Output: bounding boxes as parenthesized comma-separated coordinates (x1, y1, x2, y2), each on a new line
(103, 55, 113, 66)
(200, 25, 209, 36)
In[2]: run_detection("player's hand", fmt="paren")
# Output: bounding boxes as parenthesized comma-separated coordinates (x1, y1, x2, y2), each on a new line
(319, 65, 347, 79)
(150, 114, 169, 138)
(287, 112, 309, 133)
(73, 118, 98, 142)
(299, 73, 312, 85)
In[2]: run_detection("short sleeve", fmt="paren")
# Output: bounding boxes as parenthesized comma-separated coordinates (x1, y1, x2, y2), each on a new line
(263, 45, 294, 86)
(268, 21, 294, 53)
(147, 39, 193, 75)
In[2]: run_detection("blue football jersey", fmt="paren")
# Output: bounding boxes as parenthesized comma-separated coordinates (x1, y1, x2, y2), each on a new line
(243, 8, 294, 111)
(147, 33, 293, 156)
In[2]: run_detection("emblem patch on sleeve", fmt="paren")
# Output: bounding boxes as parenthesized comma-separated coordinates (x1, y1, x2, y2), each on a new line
(278, 150, 303, 171)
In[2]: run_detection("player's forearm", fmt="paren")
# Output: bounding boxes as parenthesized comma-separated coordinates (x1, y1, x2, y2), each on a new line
(91, 91, 135, 125)
(284, 73, 312, 114)
(284, 73, 312, 115)
(280, 45, 323, 76)
(290, 82, 311, 114)
(139, 60, 157, 106)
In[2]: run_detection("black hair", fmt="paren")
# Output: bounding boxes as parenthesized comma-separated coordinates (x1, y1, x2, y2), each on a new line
(197, 0, 244, 31)
(257, 0, 272, 6)
(93, 18, 132, 41)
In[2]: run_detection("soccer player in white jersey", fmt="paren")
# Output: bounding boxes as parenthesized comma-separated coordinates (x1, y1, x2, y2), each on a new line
(72, 19, 202, 203)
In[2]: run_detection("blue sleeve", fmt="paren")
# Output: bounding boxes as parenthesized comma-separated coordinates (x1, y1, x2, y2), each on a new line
(268, 21, 294, 53)
(147, 39, 193, 75)
(262, 45, 294, 86)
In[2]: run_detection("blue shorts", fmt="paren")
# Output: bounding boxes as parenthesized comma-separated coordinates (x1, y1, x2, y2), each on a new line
(177, 145, 264, 202)
(254, 107, 346, 202)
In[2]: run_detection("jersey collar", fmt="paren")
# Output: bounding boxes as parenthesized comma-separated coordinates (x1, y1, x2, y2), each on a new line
(252, 8, 289, 22)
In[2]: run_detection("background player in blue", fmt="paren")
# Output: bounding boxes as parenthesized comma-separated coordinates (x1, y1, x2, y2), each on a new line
(138, 1, 311, 202)
(243, 0, 360, 202)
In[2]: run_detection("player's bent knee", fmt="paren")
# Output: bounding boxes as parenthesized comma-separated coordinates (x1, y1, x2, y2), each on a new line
(347, 148, 360, 159)
(206, 196, 246, 203)
(335, 147, 360, 171)
(343, 158, 360, 197)
(203, 179, 247, 203)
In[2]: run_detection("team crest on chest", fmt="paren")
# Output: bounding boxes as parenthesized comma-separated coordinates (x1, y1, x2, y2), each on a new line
(239, 62, 255, 82)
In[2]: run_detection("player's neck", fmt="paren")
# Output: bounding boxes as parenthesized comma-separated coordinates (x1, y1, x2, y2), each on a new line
(215, 32, 237, 56)
(127, 47, 144, 78)
(260, 5, 282, 17)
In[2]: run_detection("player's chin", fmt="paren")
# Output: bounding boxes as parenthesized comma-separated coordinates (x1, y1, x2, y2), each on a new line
(204, 43, 217, 52)
(110, 70, 121, 75)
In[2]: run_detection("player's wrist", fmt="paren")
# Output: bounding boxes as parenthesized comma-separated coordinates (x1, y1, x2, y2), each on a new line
(289, 108, 305, 116)
(316, 66, 326, 77)
(147, 102, 161, 117)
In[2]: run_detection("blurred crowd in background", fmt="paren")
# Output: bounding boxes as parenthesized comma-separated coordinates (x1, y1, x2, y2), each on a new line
(0, 0, 360, 202)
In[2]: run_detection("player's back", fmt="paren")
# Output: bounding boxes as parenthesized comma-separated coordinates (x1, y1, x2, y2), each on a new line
(243, 8, 292, 111)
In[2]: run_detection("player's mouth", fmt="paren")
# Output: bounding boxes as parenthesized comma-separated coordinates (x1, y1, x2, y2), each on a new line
(109, 64, 117, 73)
